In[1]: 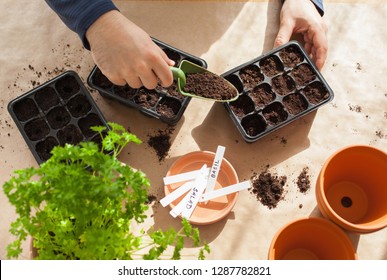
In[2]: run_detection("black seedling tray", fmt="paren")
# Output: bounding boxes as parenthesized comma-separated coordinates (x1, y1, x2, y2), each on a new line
(87, 37, 208, 125)
(222, 40, 334, 142)
(8, 71, 110, 164)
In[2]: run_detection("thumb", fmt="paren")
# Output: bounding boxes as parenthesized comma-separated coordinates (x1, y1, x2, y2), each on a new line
(273, 20, 294, 48)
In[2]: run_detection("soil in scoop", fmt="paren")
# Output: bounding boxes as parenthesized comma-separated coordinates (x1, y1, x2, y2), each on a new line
(250, 167, 287, 209)
(147, 127, 174, 161)
(183, 72, 237, 101)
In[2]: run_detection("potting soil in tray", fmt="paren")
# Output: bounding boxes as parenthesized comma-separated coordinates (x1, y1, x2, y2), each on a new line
(87, 37, 208, 125)
(8, 71, 109, 164)
(222, 41, 334, 142)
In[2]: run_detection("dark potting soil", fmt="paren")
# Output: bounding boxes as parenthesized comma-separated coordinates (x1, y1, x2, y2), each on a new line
(283, 93, 308, 115)
(239, 64, 264, 90)
(36, 136, 59, 161)
(113, 84, 137, 99)
(302, 81, 330, 105)
(279, 45, 304, 68)
(156, 97, 181, 119)
(147, 127, 174, 162)
(271, 74, 296, 96)
(229, 94, 255, 117)
(292, 64, 316, 86)
(296, 167, 311, 193)
(260, 56, 283, 77)
(78, 113, 104, 138)
(55, 75, 80, 100)
(57, 124, 84, 146)
(250, 167, 287, 209)
(92, 68, 114, 89)
(241, 114, 267, 137)
(13, 98, 39, 121)
(35, 87, 60, 111)
(262, 102, 288, 125)
(248, 83, 276, 108)
(134, 89, 159, 109)
(24, 118, 50, 141)
(46, 106, 71, 129)
(66, 95, 92, 117)
(183, 72, 237, 101)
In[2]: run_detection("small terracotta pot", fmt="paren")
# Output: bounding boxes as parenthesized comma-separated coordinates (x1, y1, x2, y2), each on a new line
(164, 151, 239, 225)
(268, 217, 357, 260)
(316, 145, 387, 233)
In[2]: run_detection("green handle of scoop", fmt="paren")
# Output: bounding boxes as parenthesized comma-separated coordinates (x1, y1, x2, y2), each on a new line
(170, 67, 186, 88)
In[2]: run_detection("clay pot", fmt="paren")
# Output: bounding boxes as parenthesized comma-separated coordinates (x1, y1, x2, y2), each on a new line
(164, 151, 239, 225)
(268, 217, 357, 260)
(316, 145, 387, 233)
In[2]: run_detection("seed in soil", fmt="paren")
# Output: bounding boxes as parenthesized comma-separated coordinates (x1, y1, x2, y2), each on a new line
(291, 63, 316, 86)
(283, 92, 308, 115)
(262, 102, 288, 125)
(248, 83, 276, 109)
(302, 81, 330, 105)
(229, 94, 255, 118)
(55, 75, 80, 100)
(183, 72, 237, 101)
(24, 118, 50, 141)
(78, 113, 104, 138)
(46, 106, 71, 129)
(36, 136, 59, 161)
(271, 73, 296, 96)
(260, 55, 284, 77)
(134, 89, 159, 109)
(279, 45, 304, 67)
(156, 97, 181, 119)
(34, 87, 60, 111)
(67, 94, 92, 117)
(239, 64, 264, 90)
(241, 114, 267, 137)
(13, 98, 39, 121)
(250, 167, 287, 209)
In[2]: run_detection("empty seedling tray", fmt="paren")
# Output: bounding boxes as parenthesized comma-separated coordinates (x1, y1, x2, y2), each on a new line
(222, 40, 334, 142)
(87, 38, 208, 125)
(8, 71, 110, 164)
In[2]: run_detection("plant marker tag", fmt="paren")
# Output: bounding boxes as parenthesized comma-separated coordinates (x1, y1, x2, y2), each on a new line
(204, 145, 225, 203)
(169, 164, 207, 218)
(160, 181, 194, 207)
(199, 180, 251, 202)
(163, 167, 210, 186)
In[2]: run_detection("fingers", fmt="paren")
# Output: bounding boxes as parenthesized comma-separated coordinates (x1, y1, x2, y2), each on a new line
(274, 19, 295, 48)
(303, 25, 328, 70)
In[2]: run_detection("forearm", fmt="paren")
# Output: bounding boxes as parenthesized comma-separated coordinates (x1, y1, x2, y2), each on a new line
(45, 0, 118, 49)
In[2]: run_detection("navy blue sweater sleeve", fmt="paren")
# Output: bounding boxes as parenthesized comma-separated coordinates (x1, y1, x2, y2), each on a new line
(311, 0, 324, 16)
(45, 0, 118, 49)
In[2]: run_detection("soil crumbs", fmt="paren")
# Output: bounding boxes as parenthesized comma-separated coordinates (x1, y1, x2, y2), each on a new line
(296, 167, 311, 193)
(250, 166, 287, 209)
(147, 127, 174, 162)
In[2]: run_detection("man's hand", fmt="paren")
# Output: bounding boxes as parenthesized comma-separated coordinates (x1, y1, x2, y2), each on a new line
(274, 0, 328, 70)
(86, 10, 174, 89)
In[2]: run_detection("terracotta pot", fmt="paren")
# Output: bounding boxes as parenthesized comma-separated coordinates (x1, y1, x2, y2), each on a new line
(268, 217, 357, 260)
(164, 151, 239, 225)
(316, 145, 387, 233)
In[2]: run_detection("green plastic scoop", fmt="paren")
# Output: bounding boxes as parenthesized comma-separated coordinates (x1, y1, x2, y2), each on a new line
(170, 60, 239, 102)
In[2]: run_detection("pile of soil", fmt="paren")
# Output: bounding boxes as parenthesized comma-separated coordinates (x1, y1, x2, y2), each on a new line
(250, 167, 287, 209)
(296, 167, 311, 193)
(147, 127, 174, 161)
(183, 72, 237, 101)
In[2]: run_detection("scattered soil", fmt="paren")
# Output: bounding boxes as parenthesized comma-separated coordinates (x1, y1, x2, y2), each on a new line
(302, 81, 330, 104)
(156, 97, 181, 119)
(66, 94, 92, 117)
(13, 98, 39, 121)
(241, 114, 267, 137)
(248, 83, 275, 108)
(262, 102, 288, 125)
(147, 127, 174, 162)
(46, 106, 71, 129)
(24, 118, 50, 141)
(296, 167, 311, 193)
(183, 72, 237, 101)
(249, 166, 287, 209)
(239, 64, 264, 90)
(291, 64, 316, 86)
(260, 55, 283, 77)
(279, 45, 304, 67)
(375, 130, 385, 139)
(348, 104, 362, 113)
(229, 94, 255, 117)
(283, 93, 308, 115)
(35, 87, 60, 111)
(271, 73, 296, 95)
(134, 89, 160, 109)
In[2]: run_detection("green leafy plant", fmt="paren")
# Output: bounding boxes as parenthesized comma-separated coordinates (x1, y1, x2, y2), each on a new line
(3, 122, 210, 260)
